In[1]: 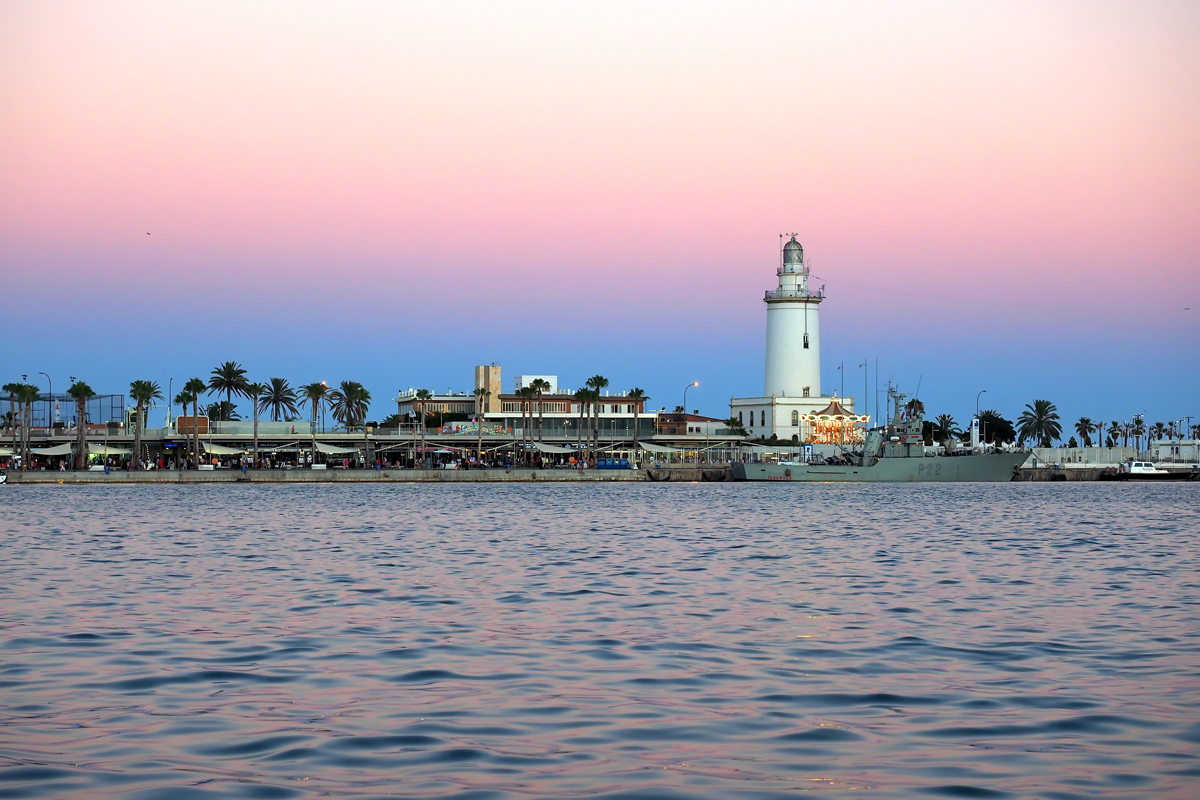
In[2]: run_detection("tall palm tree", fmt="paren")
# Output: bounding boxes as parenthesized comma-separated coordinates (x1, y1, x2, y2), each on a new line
(209, 361, 249, 410)
(183, 377, 207, 468)
(129, 380, 163, 470)
(205, 401, 240, 421)
(627, 388, 648, 463)
(259, 377, 298, 422)
(19, 383, 40, 463)
(473, 387, 490, 463)
(1151, 421, 1167, 443)
(1131, 418, 1146, 452)
(586, 375, 608, 460)
(1016, 399, 1062, 447)
(415, 389, 432, 468)
(573, 388, 588, 453)
(299, 382, 328, 465)
(904, 398, 925, 419)
(174, 390, 194, 467)
(3, 383, 20, 462)
(1110, 420, 1124, 448)
(329, 381, 372, 461)
(531, 378, 550, 442)
(513, 387, 532, 464)
(67, 381, 95, 469)
(934, 414, 959, 447)
(1074, 417, 1094, 448)
(1095, 421, 1105, 448)
(245, 382, 266, 465)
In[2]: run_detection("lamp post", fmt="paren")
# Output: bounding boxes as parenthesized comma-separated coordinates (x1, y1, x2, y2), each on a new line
(976, 389, 987, 448)
(682, 381, 698, 415)
(39, 372, 52, 428)
(859, 361, 868, 417)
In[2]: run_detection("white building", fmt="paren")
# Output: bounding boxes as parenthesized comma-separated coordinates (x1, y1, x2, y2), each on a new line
(730, 234, 855, 441)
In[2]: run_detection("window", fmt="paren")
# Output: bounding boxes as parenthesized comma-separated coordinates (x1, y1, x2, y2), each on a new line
(760, 410, 766, 427)
(738, 411, 743, 423)
(791, 410, 799, 426)
(803, 333, 809, 349)
(803, 387, 810, 398)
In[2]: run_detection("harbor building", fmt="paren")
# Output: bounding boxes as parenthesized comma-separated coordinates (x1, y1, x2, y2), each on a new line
(730, 234, 856, 441)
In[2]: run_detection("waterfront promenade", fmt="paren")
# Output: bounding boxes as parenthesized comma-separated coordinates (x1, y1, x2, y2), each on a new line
(4, 466, 739, 484)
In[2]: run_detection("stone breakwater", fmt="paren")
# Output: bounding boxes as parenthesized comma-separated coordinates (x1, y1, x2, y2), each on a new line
(4, 466, 736, 484)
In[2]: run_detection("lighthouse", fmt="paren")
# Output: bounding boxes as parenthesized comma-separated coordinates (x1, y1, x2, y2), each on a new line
(764, 235, 822, 398)
(729, 233, 852, 442)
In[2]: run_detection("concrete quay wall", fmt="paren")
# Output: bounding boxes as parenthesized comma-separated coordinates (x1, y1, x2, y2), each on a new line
(7, 468, 648, 484)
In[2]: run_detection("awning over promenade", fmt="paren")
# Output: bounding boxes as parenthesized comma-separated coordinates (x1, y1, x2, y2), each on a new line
(31, 444, 73, 456)
(533, 442, 578, 454)
(316, 442, 361, 455)
(639, 442, 683, 454)
(89, 444, 131, 456)
(202, 442, 247, 455)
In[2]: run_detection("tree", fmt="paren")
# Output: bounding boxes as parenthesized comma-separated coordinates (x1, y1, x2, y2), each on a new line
(976, 409, 1014, 445)
(1016, 399, 1062, 447)
(415, 389, 432, 468)
(904, 398, 925, 419)
(129, 380, 163, 470)
(627, 388, 648, 463)
(173, 390, 194, 467)
(934, 414, 959, 447)
(724, 416, 748, 437)
(204, 401, 241, 422)
(1068, 436, 1078, 448)
(513, 387, 534, 465)
(329, 381, 371, 462)
(1131, 418, 1146, 452)
(586, 375, 608, 462)
(1111, 420, 1125, 448)
(17, 383, 40, 464)
(299, 382, 328, 466)
(259, 377, 298, 422)
(1074, 417, 1094, 448)
(183, 377, 207, 468)
(3, 383, 21, 463)
(209, 361, 249, 409)
(1095, 421, 1105, 448)
(1151, 421, 1167, 443)
(245, 382, 266, 465)
(67, 381, 96, 469)
(530, 378, 550, 442)
(473, 387, 491, 464)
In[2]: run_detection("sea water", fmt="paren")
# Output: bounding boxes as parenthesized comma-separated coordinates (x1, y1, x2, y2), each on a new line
(0, 483, 1197, 798)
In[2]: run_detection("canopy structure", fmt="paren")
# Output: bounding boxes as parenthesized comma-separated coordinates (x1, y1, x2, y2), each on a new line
(0, 447, 12, 457)
(639, 442, 683, 454)
(88, 444, 131, 456)
(202, 442, 247, 455)
(533, 441, 578, 454)
(260, 442, 302, 453)
(315, 442, 362, 455)
(30, 444, 73, 456)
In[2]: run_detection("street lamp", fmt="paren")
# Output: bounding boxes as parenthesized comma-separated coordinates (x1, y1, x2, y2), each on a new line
(682, 381, 698, 415)
(976, 389, 987, 448)
(39, 372, 52, 427)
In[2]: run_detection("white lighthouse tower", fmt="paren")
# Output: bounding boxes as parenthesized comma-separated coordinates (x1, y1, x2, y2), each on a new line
(730, 233, 852, 443)
(764, 235, 822, 398)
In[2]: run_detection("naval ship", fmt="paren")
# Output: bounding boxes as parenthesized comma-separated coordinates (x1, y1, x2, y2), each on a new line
(733, 390, 1027, 483)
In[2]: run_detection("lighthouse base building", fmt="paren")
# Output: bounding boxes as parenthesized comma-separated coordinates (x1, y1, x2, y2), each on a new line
(730, 234, 857, 443)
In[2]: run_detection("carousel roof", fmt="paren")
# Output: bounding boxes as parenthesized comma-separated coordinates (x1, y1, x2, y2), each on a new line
(813, 398, 852, 417)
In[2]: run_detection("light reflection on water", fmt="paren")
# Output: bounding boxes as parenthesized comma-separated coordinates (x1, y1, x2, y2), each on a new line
(1, 483, 1197, 799)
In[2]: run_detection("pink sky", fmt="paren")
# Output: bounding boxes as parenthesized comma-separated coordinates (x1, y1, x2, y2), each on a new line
(1, 1, 1197, 421)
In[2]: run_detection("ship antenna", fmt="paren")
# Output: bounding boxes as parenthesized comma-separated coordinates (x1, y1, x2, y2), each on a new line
(914, 374, 923, 399)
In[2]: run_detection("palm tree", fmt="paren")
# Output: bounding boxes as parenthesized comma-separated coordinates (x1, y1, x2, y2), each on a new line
(473, 387, 491, 463)
(209, 361, 249, 410)
(1016, 399, 1062, 447)
(129, 380, 163, 470)
(259, 377, 298, 422)
(586, 375, 608, 461)
(299, 382, 328, 465)
(1131, 418, 1146, 452)
(531, 378, 550, 442)
(183, 377, 207, 467)
(204, 401, 241, 421)
(1151, 421, 1167, 443)
(514, 387, 533, 464)
(415, 389, 432, 468)
(627, 388, 648, 463)
(329, 381, 372, 461)
(1074, 417, 1094, 448)
(1095, 421, 1105, 448)
(245, 382, 266, 465)
(904, 398, 925, 419)
(173, 390, 193, 467)
(67, 381, 95, 469)
(1110, 420, 1124, 448)
(573, 388, 589, 453)
(934, 413, 959, 446)
(18, 383, 40, 464)
(3, 383, 20, 462)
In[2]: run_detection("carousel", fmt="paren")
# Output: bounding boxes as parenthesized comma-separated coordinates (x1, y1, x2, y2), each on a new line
(803, 399, 870, 445)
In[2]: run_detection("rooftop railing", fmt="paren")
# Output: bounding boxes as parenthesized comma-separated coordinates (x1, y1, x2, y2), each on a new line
(764, 288, 824, 300)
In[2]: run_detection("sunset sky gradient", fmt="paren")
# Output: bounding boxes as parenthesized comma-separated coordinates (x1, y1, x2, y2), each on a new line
(2, 1, 1197, 427)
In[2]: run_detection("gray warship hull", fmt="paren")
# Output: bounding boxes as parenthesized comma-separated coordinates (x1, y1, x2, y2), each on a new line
(733, 452, 1027, 482)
